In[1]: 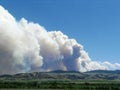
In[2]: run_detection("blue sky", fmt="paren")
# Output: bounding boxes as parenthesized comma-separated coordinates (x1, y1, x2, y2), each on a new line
(0, 0, 120, 63)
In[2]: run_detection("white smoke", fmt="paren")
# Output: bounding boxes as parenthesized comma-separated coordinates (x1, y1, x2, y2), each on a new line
(0, 6, 119, 75)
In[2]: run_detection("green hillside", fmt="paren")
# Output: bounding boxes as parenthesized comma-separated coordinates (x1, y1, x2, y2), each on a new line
(0, 70, 120, 90)
(0, 70, 120, 80)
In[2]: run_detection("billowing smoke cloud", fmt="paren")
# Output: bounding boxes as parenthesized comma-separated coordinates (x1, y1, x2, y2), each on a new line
(0, 6, 120, 75)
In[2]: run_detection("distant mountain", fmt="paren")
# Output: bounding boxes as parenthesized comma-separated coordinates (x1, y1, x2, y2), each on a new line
(0, 70, 120, 80)
(50, 70, 80, 73)
(85, 70, 120, 74)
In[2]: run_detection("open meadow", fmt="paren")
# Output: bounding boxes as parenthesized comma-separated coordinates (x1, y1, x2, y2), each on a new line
(0, 79, 120, 90)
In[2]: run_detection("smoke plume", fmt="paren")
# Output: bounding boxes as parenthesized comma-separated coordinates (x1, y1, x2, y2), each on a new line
(0, 6, 120, 75)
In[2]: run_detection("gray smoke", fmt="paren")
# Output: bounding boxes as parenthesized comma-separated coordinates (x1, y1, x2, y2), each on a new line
(0, 6, 120, 75)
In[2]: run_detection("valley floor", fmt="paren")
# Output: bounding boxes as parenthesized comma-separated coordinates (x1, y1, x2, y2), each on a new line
(0, 80, 120, 90)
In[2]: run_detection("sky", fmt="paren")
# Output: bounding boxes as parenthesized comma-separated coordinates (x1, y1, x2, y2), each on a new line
(0, 0, 120, 64)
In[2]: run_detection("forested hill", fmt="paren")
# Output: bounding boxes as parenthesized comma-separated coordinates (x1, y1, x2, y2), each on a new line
(0, 70, 120, 80)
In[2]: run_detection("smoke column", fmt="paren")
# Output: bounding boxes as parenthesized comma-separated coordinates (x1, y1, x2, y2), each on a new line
(0, 6, 120, 75)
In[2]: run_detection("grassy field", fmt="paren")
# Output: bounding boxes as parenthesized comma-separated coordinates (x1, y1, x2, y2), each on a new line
(0, 80, 120, 90)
